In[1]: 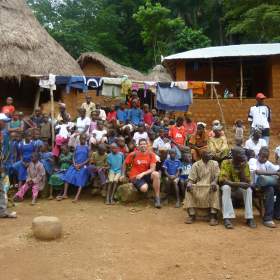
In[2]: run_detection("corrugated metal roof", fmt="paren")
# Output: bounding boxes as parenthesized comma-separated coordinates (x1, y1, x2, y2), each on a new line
(163, 43, 280, 61)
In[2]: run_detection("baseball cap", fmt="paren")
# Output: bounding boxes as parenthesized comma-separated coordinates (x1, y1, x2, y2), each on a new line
(256, 93, 266, 100)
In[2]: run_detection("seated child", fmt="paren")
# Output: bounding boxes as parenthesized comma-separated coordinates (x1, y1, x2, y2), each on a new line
(116, 137, 129, 156)
(163, 149, 182, 208)
(106, 143, 124, 205)
(90, 121, 108, 147)
(13, 152, 46, 205)
(88, 144, 108, 195)
(48, 145, 73, 199)
(152, 128, 171, 154)
(57, 134, 90, 202)
(132, 123, 149, 146)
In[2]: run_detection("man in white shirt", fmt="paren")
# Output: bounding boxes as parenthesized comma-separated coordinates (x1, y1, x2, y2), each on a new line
(250, 147, 280, 228)
(248, 93, 271, 145)
(81, 95, 96, 118)
(244, 128, 267, 157)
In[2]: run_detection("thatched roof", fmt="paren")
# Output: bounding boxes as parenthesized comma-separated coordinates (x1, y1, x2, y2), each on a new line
(146, 65, 172, 82)
(0, 0, 83, 78)
(78, 52, 147, 81)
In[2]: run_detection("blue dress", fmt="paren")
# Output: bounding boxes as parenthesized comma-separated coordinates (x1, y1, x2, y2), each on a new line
(13, 141, 35, 181)
(40, 152, 53, 176)
(34, 139, 44, 152)
(63, 145, 89, 188)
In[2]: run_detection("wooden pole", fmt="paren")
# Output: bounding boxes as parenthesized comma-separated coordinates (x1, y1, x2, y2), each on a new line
(50, 89, 55, 149)
(34, 88, 41, 112)
(213, 86, 227, 135)
(240, 59, 243, 103)
(210, 59, 214, 99)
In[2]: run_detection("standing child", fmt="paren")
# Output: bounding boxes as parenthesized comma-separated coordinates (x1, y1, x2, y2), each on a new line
(40, 114, 51, 144)
(58, 134, 90, 202)
(107, 105, 117, 125)
(48, 145, 72, 199)
(179, 152, 192, 195)
(163, 149, 182, 208)
(13, 153, 45, 205)
(89, 144, 108, 195)
(106, 143, 124, 204)
(143, 104, 153, 127)
(234, 119, 245, 143)
(39, 144, 54, 177)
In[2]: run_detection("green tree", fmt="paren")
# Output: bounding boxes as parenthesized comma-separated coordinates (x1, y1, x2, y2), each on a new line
(133, 1, 185, 64)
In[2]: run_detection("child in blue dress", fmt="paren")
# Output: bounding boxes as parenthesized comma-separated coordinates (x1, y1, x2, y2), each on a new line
(13, 132, 35, 189)
(33, 128, 44, 152)
(179, 152, 192, 195)
(57, 134, 90, 202)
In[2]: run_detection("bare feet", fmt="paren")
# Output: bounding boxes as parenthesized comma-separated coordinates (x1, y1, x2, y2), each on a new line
(72, 199, 78, 203)
(175, 201, 181, 208)
(30, 199, 37, 206)
(48, 196, 54, 200)
(56, 195, 68, 201)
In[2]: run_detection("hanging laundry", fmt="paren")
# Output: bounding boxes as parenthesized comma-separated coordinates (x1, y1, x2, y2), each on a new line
(39, 74, 56, 90)
(156, 83, 193, 112)
(172, 81, 206, 95)
(102, 77, 122, 98)
(55, 76, 87, 93)
(131, 83, 140, 92)
(121, 76, 132, 99)
(86, 77, 103, 89)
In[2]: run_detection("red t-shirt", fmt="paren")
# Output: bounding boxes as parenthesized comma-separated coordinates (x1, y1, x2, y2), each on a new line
(184, 121, 197, 136)
(125, 151, 157, 179)
(2, 105, 15, 114)
(169, 125, 186, 145)
(144, 112, 153, 126)
(107, 111, 117, 122)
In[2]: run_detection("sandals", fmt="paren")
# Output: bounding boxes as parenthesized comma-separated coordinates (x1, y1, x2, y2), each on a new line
(56, 195, 68, 201)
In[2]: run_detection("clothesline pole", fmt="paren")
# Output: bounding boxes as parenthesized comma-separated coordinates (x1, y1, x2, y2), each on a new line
(213, 86, 227, 135)
(50, 88, 55, 149)
(240, 59, 243, 103)
(33, 87, 41, 112)
(210, 59, 214, 99)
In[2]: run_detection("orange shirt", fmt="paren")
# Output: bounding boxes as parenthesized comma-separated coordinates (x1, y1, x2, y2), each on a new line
(125, 151, 157, 179)
(169, 125, 186, 145)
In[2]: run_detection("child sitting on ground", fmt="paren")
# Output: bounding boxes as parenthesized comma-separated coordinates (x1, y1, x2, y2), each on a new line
(106, 143, 124, 205)
(13, 152, 46, 205)
(163, 149, 182, 208)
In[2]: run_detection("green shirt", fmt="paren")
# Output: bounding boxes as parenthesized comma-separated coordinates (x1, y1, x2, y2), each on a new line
(219, 159, 250, 184)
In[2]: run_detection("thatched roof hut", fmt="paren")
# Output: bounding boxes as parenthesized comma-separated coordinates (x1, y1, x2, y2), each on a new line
(0, 0, 83, 78)
(146, 65, 172, 82)
(78, 52, 147, 80)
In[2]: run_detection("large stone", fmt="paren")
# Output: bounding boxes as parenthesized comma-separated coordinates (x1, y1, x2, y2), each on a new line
(115, 183, 143, 203)
(32, 216, 62, 241)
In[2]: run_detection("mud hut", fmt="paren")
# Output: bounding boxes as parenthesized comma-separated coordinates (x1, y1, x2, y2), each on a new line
(0, 0, 83, 114)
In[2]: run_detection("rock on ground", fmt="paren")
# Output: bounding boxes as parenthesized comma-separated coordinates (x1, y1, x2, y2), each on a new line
(115, 183, 143, 203)
(32, 216, 62, 241)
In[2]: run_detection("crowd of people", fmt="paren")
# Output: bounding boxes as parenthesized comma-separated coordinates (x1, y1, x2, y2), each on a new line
(0, 93, 279, 229)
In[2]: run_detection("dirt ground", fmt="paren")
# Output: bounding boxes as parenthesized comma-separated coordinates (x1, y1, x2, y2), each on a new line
(1, 197, 280, 280)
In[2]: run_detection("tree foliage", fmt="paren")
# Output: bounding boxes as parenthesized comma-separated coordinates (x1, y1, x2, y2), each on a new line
(27, 0, 280, 71)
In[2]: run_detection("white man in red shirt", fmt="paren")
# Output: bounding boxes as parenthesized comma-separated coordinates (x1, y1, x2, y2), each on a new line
(122, 138, 161, 208)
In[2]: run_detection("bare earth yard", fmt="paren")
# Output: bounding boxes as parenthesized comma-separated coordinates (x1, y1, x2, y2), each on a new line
(1, 198, 280, 280)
